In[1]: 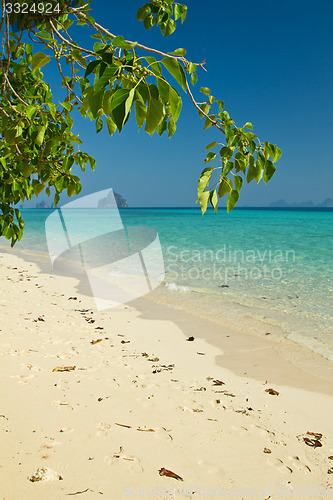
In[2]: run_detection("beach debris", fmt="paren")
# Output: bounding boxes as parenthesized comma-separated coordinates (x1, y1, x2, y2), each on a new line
(97, 398, 103, 402)
(197, 352, 205, 355)
(66, 488, 92, 496)
(212, 379, 225, 386)
(328, 456, 333, 460)
(186, 336, 195, 341)
(218, 284, 229, 288)
(148, 357, 159, 362)
(265, 388, 279, 396)
(263, 448, 272, 454)
(115, 423, 132, 429)
(29, 467, 63, 482)
(68, 297, 77, 300)
(303, 437, 322, 448)
(85, 317, 95, 324)
(159, 467, 183, 481)
(121, 340, 130, 344)
(91, 339, 103, 345)
(152, 364, 175, 373)
(52, 366, 76, 372)
(137, 427, 155, 432)
(95, 326, 104, 330)
(306, 431, 322, 440)
(0, 414, 8, 420)
(142, 352, 149, 357)
(328, 467, 333, 474)
(113, 446, 135, 461)
(265, 332, 271, 335)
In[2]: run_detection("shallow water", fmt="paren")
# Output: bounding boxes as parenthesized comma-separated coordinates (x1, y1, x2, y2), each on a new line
(2, 206, 333, 360)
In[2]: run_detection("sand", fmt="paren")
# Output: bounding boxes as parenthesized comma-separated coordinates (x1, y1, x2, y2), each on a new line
(0, 251, 333, 499)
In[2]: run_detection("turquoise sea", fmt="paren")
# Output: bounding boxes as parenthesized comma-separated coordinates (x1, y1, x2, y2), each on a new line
(2, 207, 333, 360)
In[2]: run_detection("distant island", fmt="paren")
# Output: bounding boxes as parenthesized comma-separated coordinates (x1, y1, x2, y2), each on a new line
(98, 191, 128, 208)
(269, 198, 333, 208)
(35, 200, 50, 209)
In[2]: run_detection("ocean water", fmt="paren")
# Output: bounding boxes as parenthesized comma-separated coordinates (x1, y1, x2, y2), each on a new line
(2, 207, 333, 360)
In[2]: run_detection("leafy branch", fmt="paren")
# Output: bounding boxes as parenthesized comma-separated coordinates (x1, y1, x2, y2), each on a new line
(0, 0, 281, 246)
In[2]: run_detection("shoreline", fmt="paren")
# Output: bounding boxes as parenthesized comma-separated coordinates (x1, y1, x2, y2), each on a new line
(2, 243, 333, 391)
(1, 251, 333, 498)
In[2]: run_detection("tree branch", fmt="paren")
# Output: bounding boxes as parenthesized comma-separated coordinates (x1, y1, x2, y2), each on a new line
(185, 79, 225, 134)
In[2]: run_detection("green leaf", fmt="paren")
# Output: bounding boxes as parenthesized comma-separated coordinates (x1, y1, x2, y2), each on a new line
(168, 48, 186, 56)
(218, 177, 232, 198)
(227, 190, 239, 212)
(94, 65, 118, 94)
(36, 30, 52, 41)
(246, 156, 257, 184)
(31, 52, 50, 71)
(222, 160, 234, 176)
(143, 14, 155, 30)
(112, 36, 131, 49)
(67, 182, 76, 197)
(60, 101, 72, 112)
(165, 19, 176, 37)
(137, 4, 150, 21)
(47, 102, 56, 120)
(144, 56, 162, 76)
(25, 43, 33, 55)
(145, 97, 164, 135)
(220, 146, 233, 158)
(204, 118, 212, 130)
(89, 156, 96, 171)
(273, 146, 282, 162)
(96, 117, 103, 133)
(93, 42, 107, 53)
(198, 191, 210, 215)
(157, 78, 170, 105)
(204, 152, 216, 163)
(205, 141, 219, 151)
(168, 117, 176, 137)
(156, 116, 168, 136)
(234, 174, 243, 192)
(210, 190, 218, 214)
(254, 158, 264, 183)
(35, 125, 46, 146)
(190, 72, 197, 85)
(135, 101, 147, 130)
(161, 57, 186, 92)
(105, 116, 117, 135)
(264, 160, 276, 183)
(85, 60, 100, 77)
(110, 89, 132, 132)
(88, 90, 104, 119)
(200, 87, 211, 96)
(174, 4, 187, 23)
(198, 167, 213, 195)
(169, 87, 182, 122)
(188, 62, 196, 74)
(217, 100, 224, 112)
(244, 122, 253, 130)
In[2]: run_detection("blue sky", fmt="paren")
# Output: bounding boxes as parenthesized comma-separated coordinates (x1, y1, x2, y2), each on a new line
(31, 0, 333, 207)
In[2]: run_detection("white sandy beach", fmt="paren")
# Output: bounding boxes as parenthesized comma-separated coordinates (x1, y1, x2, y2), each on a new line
(1, 251, 333, 499)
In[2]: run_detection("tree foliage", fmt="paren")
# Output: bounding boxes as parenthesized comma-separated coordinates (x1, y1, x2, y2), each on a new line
(0, 0, 281, 245)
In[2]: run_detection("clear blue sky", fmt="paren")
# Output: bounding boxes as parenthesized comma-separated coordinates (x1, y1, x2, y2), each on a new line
(32, 0, 333, 207)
